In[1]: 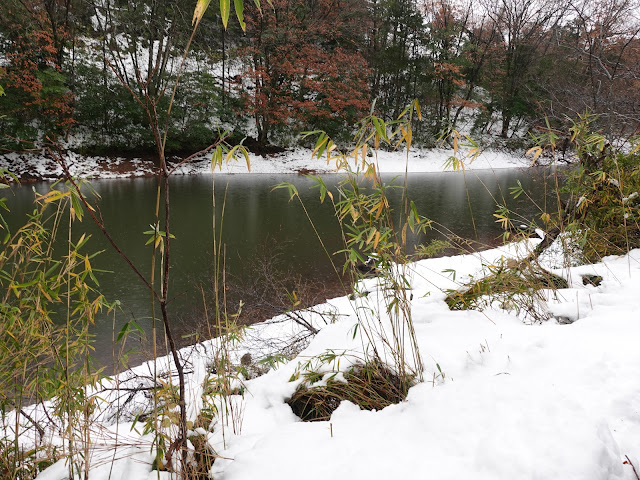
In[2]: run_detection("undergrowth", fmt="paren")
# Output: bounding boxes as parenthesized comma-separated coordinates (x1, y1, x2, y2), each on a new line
(445, 259, 568, 323)
(531, 113, 640, 261)
(446, 113, 639, 321)
(287, 359, 408, 422)
(0, 177, 114, 478)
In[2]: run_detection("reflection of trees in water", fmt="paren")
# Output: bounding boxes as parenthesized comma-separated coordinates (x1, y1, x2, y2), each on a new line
(173, 235, 348, 348)
(4, 170, 560, 367)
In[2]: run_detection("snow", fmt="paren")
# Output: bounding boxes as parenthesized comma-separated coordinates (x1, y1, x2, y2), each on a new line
(7, 234, 638, 479)
(2, 147, 637, 479)
(0, 146, 538, 179)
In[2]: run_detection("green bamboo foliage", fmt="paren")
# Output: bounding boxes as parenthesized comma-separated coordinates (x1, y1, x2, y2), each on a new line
(0, 182, 113, 478)
(277, 100, 427, 396)
(528, 113, 640, 260)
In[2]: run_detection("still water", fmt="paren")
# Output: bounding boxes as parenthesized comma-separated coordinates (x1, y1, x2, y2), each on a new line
(4, 169, 561, 366)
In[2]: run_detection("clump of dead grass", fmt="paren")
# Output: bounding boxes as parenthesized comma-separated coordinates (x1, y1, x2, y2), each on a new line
(287, 361, 410, 422)
(445, 261, 568, 323)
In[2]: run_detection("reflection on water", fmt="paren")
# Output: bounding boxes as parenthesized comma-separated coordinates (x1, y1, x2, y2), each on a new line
(4, 168, 562, 367)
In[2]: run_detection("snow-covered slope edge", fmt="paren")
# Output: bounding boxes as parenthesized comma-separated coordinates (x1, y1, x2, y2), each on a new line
(24, 242, 640, 479)
(0, 147, 542, 180)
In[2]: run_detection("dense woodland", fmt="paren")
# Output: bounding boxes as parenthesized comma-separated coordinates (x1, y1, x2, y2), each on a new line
(1, 0, 639, 156)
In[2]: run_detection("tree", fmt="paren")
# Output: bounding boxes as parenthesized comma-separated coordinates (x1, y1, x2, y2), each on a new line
(480, 0, 566, 137)
(450, 7, 502, 135)
(422, 0, 478, 135)
(237, 0, 371, 145)
(366, 0, 425, 122)
(0, 0, 75, 147)
(70, 0, 230, 153)
(541, 0, 640, 134)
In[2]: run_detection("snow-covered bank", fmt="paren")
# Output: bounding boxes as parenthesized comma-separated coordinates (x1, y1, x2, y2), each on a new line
(13, 239, 640, 479)
(0, 147, 541, 180)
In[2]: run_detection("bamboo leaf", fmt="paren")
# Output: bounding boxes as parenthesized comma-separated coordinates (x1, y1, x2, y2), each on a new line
(272, 182, 298, 201)
(37, 283, 53, 302)
(526, 146, 543, 166)
(372, 116, 388, 143)
(221, 0, 231, 29)
(414, 99, 422, 120)
(226, 145, 237, 164)
(312, 133, 328, 159)
(88, 268, 99, 286)
(493, 213, 509, 229)
(319, 138, 331, 159)
(366, 227, 377, 245)
(370, 98, 377, 115)
(410, 201, 421, 229)
(375, 200, 385, 219)
(192, 0, 211, 26)
(70, 190, 84, 221)
(397, 103, 411, 119)
(234, 0, 246, 31)
(240, 145, 251, 171)
(40, 190, 70, 203)
(300, 129, 324, 139)
(317, 180, 327, 203)
(364, 162, 376, 181)
(75, 233, 89, 249)
(212, 145, 223, 170)
(10, 279, 38, 289)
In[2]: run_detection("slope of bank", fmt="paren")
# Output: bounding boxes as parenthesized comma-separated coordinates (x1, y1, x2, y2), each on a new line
(14, 239, 640, 480)
(0, 146, 546, 180)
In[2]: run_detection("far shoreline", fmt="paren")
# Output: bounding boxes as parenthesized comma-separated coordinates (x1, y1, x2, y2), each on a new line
(0, 146, 565, 182)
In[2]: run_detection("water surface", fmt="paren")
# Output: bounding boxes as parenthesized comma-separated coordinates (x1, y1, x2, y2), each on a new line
(4, 168, 561, 366)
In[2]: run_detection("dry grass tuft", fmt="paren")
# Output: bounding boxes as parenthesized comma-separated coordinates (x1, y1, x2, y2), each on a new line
(287, 361, 409, 422)
(445, 263, 568, 322)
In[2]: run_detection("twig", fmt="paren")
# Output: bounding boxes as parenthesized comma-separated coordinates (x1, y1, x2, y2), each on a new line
(46, 144, 159, 302)
(284, 310, 319, 334)
(19, 409, 45, 441)
(167, 140, 224, 176)
(39, 400, 57, 430)
(626, 455, 640, 480)
(99, 386, 159, 393)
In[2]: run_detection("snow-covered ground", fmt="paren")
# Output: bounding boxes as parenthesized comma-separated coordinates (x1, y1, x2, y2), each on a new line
(0, 146, 540, 180)
(9, 237, 640, 479)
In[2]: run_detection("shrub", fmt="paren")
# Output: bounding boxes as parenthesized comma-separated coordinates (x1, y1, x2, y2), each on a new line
(0, 179, 113, 477)
(534, 114, 640, 260)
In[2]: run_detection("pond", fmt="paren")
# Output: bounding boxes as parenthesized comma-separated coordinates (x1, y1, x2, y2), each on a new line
(3, 168, 563, 368)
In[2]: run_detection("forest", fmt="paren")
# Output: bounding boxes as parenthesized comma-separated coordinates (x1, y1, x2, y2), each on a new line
(1, 0, 639, 157)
